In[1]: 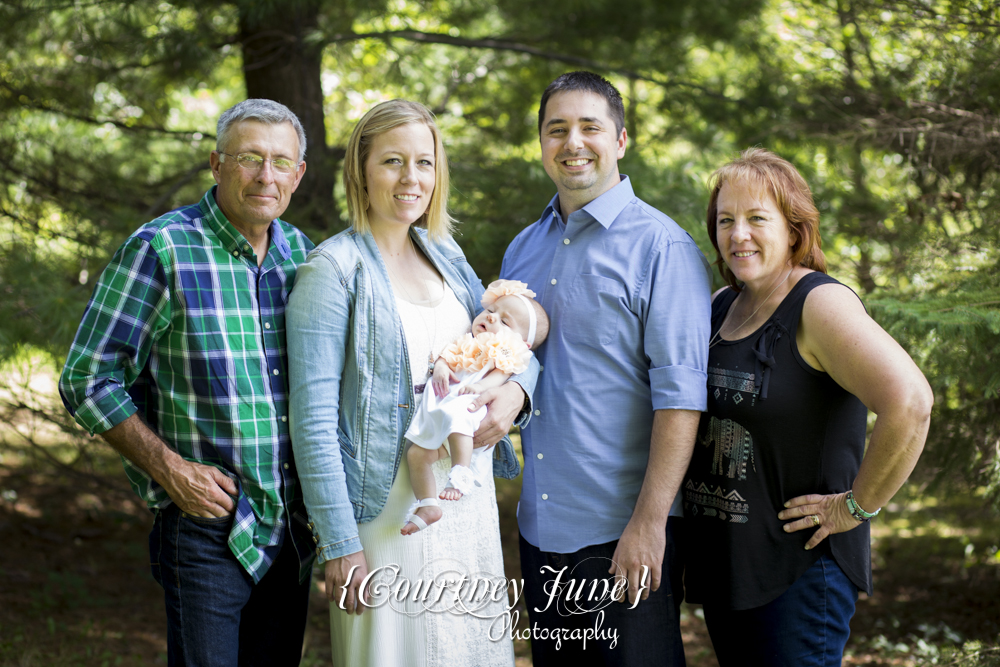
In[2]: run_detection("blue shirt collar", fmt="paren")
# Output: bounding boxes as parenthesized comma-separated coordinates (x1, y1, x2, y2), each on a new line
(542, 175, 634, 230)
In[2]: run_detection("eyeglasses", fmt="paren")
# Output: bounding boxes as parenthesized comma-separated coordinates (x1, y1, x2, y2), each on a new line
(219, 152, 300, 175)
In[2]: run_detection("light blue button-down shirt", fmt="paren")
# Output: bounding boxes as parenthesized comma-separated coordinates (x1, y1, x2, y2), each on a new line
(501, 176, 712, 553)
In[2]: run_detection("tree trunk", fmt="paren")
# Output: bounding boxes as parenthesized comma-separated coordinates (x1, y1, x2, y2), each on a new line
(238, 1, 343, 240)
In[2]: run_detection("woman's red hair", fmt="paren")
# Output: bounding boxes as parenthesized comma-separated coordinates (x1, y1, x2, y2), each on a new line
(707, 147, 827, 291)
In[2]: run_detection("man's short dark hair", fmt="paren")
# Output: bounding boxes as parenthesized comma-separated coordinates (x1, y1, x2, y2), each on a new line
(537, 71, 626, 136)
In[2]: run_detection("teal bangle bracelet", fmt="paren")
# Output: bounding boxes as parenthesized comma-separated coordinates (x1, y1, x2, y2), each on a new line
(846, 490, 880, 522)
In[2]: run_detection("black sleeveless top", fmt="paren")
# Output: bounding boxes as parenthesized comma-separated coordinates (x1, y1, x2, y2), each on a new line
(683, 272, 873, 610)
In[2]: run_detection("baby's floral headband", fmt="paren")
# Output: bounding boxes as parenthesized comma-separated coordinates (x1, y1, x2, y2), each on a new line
(480, 280, 536, 306)
(481, 280, 537, 347)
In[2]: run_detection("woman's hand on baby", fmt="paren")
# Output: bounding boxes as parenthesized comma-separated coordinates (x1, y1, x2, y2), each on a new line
(431, 359, 457, 397)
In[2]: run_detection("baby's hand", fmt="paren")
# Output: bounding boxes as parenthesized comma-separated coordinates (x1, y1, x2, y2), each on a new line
(459, 383, 483, 396)
(432, 359, 456, 397)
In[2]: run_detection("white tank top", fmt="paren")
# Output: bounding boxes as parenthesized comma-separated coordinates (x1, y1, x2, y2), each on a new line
(394, 284, 472, 386)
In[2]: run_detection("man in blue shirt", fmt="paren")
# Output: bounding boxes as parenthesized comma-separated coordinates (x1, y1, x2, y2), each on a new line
(497, 71, 711, 664)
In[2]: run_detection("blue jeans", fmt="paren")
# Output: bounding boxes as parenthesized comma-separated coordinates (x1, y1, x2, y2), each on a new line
(703, 553, 858, 667)
(149, 504, 311, 667)
(518, 518, 686, 667)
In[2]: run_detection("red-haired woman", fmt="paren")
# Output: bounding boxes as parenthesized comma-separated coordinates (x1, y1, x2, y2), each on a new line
(683, 148, 933, 666)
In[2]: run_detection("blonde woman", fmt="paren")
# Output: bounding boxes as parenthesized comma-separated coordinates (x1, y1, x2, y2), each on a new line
(287, 100, 534, 666)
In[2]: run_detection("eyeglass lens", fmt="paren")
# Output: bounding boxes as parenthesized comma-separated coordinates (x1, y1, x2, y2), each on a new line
(235, 153, 297, 174)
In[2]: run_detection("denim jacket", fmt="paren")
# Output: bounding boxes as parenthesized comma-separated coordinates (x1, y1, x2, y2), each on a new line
(286, 226, 538, 562)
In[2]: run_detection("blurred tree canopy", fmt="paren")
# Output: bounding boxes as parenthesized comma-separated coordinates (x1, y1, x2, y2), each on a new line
(1, 0, 997, 504)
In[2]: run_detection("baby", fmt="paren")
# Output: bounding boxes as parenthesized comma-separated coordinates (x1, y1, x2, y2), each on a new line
(402, 280, 549, 535)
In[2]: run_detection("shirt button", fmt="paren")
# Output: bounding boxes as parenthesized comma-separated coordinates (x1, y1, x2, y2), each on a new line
(540, 365, 544, 371)
(283, 463, 289, 470)
(541, 494, 549, 500)
(281, 415, 288, 422)
(264, 322, 271, 330)
(536, 453, 544, 460)
(232, 250, 239, 257)
(563, 238, 571, 245)
(273, 369, 279, 375)
(243, 244, 251, 253)
(550, 278, 557, 285)
(534, 409, 540, 416)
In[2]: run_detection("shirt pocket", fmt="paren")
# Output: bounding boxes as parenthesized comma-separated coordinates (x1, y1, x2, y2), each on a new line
(563, 274, 625, 345)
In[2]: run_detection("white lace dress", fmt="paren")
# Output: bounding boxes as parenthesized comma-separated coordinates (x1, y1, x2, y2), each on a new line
(329, 284, 515, 667)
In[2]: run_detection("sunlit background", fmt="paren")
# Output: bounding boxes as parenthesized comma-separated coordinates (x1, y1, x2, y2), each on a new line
(1, 1, 997, 664)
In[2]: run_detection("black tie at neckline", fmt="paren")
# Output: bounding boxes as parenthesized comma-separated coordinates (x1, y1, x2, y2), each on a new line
(752, 320, 786, 400)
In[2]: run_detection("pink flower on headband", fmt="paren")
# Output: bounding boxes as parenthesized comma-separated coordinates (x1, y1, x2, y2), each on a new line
(481, 280, 536, 307)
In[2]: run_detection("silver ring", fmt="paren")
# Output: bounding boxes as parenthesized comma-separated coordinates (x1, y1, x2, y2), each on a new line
(810, 514, 820, 527)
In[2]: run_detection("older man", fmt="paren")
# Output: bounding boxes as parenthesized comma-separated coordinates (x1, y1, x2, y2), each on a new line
(59, 99, 315, 666)
(497, 71, 712, 665)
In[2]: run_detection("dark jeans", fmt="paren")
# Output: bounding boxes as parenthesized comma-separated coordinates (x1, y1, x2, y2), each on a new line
(703, 553, 858, 667)
(149, 503, 311, 667)
(518, 517, 686, 666)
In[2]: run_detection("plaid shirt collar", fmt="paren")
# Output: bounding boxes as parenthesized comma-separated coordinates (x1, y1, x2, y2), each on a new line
(200, 187, 293, 265)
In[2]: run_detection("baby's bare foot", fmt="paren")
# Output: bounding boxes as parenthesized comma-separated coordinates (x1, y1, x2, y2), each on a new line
(439, 486, 464, 501)
(401, 504, 442, 535)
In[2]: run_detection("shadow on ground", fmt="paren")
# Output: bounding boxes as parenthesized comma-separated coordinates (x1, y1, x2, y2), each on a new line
(1, 462, 998, 666)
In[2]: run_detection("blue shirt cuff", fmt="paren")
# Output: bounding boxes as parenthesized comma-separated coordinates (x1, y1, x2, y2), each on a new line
(509, 378, 532, 428)
(649, 365, 708, 411)
(317, 535, 363, 563)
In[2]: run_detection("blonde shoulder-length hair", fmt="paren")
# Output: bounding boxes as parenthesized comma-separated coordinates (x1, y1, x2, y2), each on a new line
(343, 100, 454, 240)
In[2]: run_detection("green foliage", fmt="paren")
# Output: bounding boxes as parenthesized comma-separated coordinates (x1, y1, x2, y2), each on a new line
(869, 263, 1000, 504)
(0, 0, 998, 508)
(0, 0, 235, 356)
(652, 0, 1000, 505)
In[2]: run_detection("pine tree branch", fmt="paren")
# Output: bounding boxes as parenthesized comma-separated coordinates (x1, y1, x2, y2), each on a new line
(0, 154, 141, 212)
(934, 300, 1000, 313)
(144, 164, 211, 218)
(0, 82, 213, 138)
(5, 1, 116, 12)
(0, 399, 82, 440)
(7, 430, 131, 499)
(877, 0, 1000, 32)
(322, 29, 734, 101)
(0, 205, 98, 248)
(0, 204, 29, 225)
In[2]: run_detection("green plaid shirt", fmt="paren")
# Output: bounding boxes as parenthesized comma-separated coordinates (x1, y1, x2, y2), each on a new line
(59, 188, 315, 583)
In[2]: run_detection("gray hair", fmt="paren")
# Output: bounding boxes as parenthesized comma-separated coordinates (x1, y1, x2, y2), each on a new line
(216, 99, 307, 162)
